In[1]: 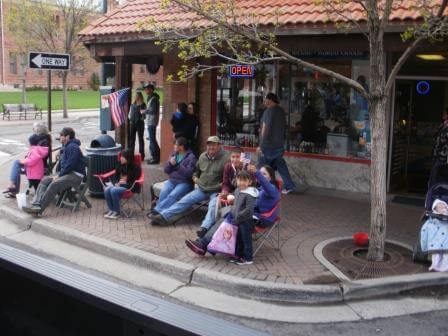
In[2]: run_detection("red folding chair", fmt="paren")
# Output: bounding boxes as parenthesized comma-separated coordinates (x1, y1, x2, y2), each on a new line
(94, 153, 145, 218)
(252, 179, 282, 256)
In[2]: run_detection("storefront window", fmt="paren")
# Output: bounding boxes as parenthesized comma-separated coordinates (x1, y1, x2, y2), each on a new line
(217, 59, 371, 159)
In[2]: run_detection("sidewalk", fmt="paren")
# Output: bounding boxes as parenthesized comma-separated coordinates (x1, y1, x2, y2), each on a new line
(1, 155, 448, 322)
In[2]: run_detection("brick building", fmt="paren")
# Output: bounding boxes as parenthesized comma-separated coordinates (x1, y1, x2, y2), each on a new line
(0, 0, 162, 89)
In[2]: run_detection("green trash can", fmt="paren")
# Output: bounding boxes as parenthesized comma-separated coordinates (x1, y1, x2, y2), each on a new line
(85, 135, 121, 196)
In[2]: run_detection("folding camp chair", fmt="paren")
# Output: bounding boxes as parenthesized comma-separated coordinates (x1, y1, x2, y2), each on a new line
(252, 180, 282, 256)
(95, 153, 145, 218)
(57, 156, 92, 212)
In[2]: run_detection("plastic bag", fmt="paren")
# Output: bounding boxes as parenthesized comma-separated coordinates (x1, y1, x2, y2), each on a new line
(16, 193, 27, 210)
(207, 216, 238, 257)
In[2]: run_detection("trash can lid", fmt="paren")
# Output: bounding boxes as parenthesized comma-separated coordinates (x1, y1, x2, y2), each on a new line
(90, 134, 116, 148)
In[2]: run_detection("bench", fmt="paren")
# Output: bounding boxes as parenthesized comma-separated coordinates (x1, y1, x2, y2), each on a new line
(21, 104, 43, 120)
(2, 103, 42, 120)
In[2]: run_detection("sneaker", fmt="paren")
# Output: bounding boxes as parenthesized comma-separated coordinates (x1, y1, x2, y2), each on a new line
(196, 227, 208, 238)
(235, 259, 253, 266)
(228, 257, 242, 264)
(282, 188, 293, 195)
(152, 214, 171, 226)
(22, 205, 42, 214)
(105, 211, 120, 219)
(185, 239, 206, 256)
(104, 211, 113, 218)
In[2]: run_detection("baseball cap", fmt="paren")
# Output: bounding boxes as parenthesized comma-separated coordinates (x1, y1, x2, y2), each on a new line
(142, 83, 155, 90)
(206, 135, 220, 144)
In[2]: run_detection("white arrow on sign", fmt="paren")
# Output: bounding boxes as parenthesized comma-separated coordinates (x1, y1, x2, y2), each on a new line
(31, 54, 67, 68)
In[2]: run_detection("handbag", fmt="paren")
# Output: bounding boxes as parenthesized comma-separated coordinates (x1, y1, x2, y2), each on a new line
(207, 215, 238, 257)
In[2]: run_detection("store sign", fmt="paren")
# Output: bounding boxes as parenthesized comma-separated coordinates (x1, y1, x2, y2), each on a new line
(228, 64, 255, 78)
(293, 51, 368, 59)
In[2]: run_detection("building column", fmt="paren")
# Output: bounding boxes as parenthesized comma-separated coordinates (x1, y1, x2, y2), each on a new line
(114, 56, 132, 147)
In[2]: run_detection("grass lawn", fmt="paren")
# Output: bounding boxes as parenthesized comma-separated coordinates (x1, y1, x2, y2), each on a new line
(0, 89, 164, 110)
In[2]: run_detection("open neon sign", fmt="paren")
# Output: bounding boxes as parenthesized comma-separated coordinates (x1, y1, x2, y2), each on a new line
(228, 64, 255, 78)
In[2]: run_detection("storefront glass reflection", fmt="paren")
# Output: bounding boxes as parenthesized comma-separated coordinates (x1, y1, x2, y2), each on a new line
(216, 59, 371, 159)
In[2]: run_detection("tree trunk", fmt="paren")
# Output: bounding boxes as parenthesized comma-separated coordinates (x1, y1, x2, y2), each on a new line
(367, 96, 388, 261)
(62, 72, 68, 118)
(366, 17, 388, 261)
(20, 55, 27, 104)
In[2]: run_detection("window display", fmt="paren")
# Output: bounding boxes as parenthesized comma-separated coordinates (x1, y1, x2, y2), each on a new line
(216, 59, 371, 159)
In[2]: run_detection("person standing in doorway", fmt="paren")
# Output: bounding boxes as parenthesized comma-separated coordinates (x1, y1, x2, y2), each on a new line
(257, 93, 296, 194)
(143, 84, 160, 164)
(429, 108, 448, 188)
(128, 92, 146, 161)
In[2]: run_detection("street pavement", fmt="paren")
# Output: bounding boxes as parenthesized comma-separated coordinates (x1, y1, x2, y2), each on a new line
(1, 111, 448, 331)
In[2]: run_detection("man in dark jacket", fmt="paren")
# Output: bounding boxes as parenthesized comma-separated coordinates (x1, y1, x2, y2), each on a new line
(144, 84, 160, 164)
(23, 127, 85, 215)
(151, 136, 228, 227)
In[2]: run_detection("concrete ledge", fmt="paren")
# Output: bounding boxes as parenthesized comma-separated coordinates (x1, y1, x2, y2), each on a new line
(192, 268, 343, 304)
(0, 205, 33, 230)
(30, 218, 194, 284)
(342, 272, 448, 300)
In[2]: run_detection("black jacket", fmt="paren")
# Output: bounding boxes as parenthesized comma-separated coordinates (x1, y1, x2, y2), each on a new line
(113, 163, 142, 193)
(171, 113, 198, 141)
(129, 102, 147, 124)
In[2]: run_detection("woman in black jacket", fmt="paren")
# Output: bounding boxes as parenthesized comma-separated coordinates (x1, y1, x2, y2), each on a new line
(128, 92, 147, 160)
(104, 149, 141, 219)
(171, 102, 199, 149)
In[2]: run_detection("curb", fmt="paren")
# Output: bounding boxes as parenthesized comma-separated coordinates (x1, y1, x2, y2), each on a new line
(30, 218, 195, 284)
(191, 268, 343, 303)
(1, 205, 448, 305)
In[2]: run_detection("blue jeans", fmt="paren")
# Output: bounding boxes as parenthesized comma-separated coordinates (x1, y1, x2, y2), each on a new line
(237, 220, 254, 262)
(258, 147, 295, 190)
(147, 125, 160, 161)
(104, 186, 127, 213)
(9, 160, 23, 192)
(159, 187, 218, 229)
(154, 180, 192, 213)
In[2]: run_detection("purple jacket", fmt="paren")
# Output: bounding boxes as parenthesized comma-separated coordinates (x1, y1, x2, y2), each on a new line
(164, 149, 197, 185)
(254, 170, 281, 225)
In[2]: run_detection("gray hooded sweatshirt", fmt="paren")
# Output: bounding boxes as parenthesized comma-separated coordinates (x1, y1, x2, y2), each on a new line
(231, 187, 259, 225)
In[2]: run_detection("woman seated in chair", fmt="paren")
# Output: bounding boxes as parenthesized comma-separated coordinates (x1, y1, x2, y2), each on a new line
(247, 164, 281, 228)
(104, 149, 141, 220)
(3, 134, 49, 198)
(150, 137, 197, 216)
(185, 164, 281, 259)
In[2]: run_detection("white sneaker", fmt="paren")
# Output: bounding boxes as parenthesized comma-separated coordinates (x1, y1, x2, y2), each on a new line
(236, 259, 253, 266)
(282, 189, 293, 195)
(104, 211, 113, 218)
(107, 212, 120, 220)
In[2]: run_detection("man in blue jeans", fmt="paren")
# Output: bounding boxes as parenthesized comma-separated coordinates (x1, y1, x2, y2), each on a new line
(257, 92, 296, 194)
(143, 84, 160, 164)
(151, 136, 228, 228)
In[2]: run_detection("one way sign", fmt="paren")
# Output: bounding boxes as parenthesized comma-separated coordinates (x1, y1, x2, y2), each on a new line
(29, 52, 70, 70)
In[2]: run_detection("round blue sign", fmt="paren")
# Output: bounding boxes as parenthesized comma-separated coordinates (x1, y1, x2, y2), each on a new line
(416, 81, 430, 95)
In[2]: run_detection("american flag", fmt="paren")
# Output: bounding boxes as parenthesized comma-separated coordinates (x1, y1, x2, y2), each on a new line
(108, 88, 130, 127)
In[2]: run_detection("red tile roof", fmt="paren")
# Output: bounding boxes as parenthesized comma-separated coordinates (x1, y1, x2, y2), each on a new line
(79, 0, 439, 39)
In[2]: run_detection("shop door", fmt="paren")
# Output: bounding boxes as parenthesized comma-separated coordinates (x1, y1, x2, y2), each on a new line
(389, 79, 446, 194)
